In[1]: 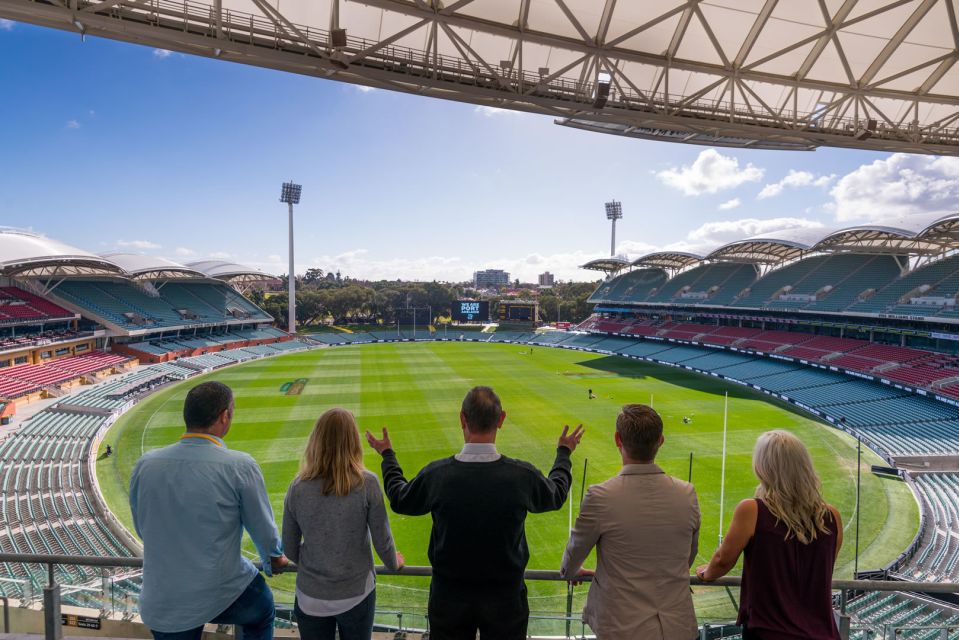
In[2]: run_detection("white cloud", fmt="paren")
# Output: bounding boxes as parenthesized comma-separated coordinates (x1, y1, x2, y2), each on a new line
(355, 85, 376, 93)
(66, 120, 80, 130)
(475, 105, 525, 118)
(263, 248, 608, 282)
(174, 247, 196, 257)
(757, 170, 835, 199)
(209, 251, 231, 259)
(117, 239, 161, 250)
(685, 217, 823, 247)
(153, 48, 173, 59)
(718, 198, 741, 211)
(655, 149, 763, 196)
(0, 19, 14, 31)
(829, 154, 959, 222)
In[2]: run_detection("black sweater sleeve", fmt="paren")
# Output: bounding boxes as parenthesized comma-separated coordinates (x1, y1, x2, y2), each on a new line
(526, 447, 573, 513)
(381, 449, 435, 516)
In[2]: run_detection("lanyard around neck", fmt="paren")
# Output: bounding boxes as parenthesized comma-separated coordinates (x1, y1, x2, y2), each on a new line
(178, 433, 222, 446)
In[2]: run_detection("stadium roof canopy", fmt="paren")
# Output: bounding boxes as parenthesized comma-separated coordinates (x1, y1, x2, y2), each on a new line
(101, 253, 207, 280)
(632, 251, 703, 271)
(580, 257, 631, 276)
(814, 225, 949, 255)
(919, 212, 959, 243)
(10, 0, 959, 155)
(0, 229, 123, 277)
(706, 226, 830, 264)
(187, 260, 277, 284)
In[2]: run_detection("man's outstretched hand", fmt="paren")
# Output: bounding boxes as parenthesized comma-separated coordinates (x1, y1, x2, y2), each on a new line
(365, 427, 393, 455)
(558, 424, 585, 452)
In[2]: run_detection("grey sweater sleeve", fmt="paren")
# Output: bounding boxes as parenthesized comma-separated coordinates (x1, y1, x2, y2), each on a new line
(281, 481, 302, 565)
(367, 478, 399, 570)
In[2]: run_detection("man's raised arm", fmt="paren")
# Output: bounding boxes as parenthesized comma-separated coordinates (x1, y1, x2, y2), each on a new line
(527, 424, 583, 513)
(366, 427, 433, 516)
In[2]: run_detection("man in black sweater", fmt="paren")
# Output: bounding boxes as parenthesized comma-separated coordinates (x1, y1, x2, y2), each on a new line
(366, 385, 583, 640)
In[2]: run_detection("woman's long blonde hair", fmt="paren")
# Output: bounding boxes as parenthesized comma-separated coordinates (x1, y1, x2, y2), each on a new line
(753, 430, 832, 544)
(298, 408, 365, 497)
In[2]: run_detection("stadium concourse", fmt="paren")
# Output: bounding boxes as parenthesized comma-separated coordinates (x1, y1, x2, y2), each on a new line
(7, 222, 959, 637)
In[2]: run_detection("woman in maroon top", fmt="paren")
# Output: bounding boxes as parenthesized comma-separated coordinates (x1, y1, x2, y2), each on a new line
(696, 430, 843, 640)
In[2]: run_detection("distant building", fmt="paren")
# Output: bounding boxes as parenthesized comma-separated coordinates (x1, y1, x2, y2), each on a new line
(538, 272, 555, 288)
(474, 269, 510, 288)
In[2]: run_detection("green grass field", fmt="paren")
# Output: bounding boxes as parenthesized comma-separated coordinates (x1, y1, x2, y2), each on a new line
(96, 342, 919, 631)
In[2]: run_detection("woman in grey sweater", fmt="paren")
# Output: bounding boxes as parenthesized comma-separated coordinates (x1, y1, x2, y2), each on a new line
(283, 408, 403, 640)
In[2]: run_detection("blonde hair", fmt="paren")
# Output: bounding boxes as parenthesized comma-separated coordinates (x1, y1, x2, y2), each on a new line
(753, 430, 832, 544)
(298, 408, 365, 497)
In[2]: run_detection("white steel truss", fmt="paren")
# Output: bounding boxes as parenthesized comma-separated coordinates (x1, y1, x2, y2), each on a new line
(6, 0, 959, 153)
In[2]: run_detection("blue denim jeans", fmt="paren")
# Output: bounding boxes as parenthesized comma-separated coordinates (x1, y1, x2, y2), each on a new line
(293, 589, 376, 640)
(151, 573, 275, 640)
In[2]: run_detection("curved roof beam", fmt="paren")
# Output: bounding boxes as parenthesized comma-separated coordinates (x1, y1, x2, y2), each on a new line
(706, 238, 811, 264)
(632, 251, 703, 271)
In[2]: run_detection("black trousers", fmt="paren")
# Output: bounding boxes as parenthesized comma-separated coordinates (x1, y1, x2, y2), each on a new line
(428, 584, 528, 640)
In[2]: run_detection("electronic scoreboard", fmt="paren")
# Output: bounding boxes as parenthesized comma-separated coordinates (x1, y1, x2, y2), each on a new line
(451, 300, 490, 322)
(498, 301, 538, 322)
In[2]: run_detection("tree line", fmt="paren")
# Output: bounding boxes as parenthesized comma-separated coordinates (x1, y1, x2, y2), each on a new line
(246, 269, 599, 329)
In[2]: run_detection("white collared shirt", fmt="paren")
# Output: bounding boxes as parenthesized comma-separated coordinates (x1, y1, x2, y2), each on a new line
(455, 442, 501, 462)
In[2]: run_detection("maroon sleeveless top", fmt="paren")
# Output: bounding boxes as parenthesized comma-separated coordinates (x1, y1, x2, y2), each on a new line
(738, 499, 840, 640)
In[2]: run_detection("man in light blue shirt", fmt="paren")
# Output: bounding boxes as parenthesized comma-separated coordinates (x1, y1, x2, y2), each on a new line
(130, 381, 287, 640)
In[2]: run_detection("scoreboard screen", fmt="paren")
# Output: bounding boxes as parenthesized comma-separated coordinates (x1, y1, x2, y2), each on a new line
(451, 300, 489, 322)
(499, 303, 535, 321)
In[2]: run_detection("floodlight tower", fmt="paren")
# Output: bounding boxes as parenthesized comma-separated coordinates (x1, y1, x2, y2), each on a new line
(280, 181, 302, 335)
(605, 200, 623, 256)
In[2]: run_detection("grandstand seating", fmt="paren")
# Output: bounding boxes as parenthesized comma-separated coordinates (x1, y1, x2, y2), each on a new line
(587, 268, 667, 303)
(50, 279, 271, 329)
(732, 255, 831, 308)
(0, 287, 73, 324)
(765, 254, 901, 310)
(646, 262, 758, 305)
(849, 254, 959, 316)
(0, 351, 131, 397)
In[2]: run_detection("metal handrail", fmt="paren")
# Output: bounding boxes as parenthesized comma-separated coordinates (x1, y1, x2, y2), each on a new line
(5, 552, 959, 594)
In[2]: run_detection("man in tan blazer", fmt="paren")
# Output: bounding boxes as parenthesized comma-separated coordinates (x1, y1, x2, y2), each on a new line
(560, 404, 700, 639)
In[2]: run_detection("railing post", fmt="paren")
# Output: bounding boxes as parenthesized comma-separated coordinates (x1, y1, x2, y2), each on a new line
(43, 563, 62, 640)
(837, 589, 851, 640)
(0, 596, 9, 633)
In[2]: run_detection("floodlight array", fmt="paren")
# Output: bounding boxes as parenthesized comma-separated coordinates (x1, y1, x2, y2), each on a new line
(280, 182, 302, 204)
(605, 200, 623, 220)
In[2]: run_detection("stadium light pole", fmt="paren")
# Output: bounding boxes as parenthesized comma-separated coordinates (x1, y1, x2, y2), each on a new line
(605, 200, 623, 257)
(280, 181, 302, 335)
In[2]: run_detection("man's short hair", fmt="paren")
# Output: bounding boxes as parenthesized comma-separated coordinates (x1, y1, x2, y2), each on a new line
(183, 381, 233, 431)
(461, 386, 503, 433)
(616, 404, 663, 461)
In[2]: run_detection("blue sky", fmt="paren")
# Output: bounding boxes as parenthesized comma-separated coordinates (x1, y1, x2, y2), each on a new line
(2, 19, 958, 282)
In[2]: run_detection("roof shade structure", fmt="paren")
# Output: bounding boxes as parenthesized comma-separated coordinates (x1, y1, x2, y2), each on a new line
(918, 212, 959, 244)
(632, 251, 704, 271)
(814, 225, 949, 255)
(187, 260, 277, 284)
(580, 257, 631, 276)
(9, 1, 959, 155)
(0, 229, 124, 277)
(101, 253, 207, 280)
(707, 226, 831, 265)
